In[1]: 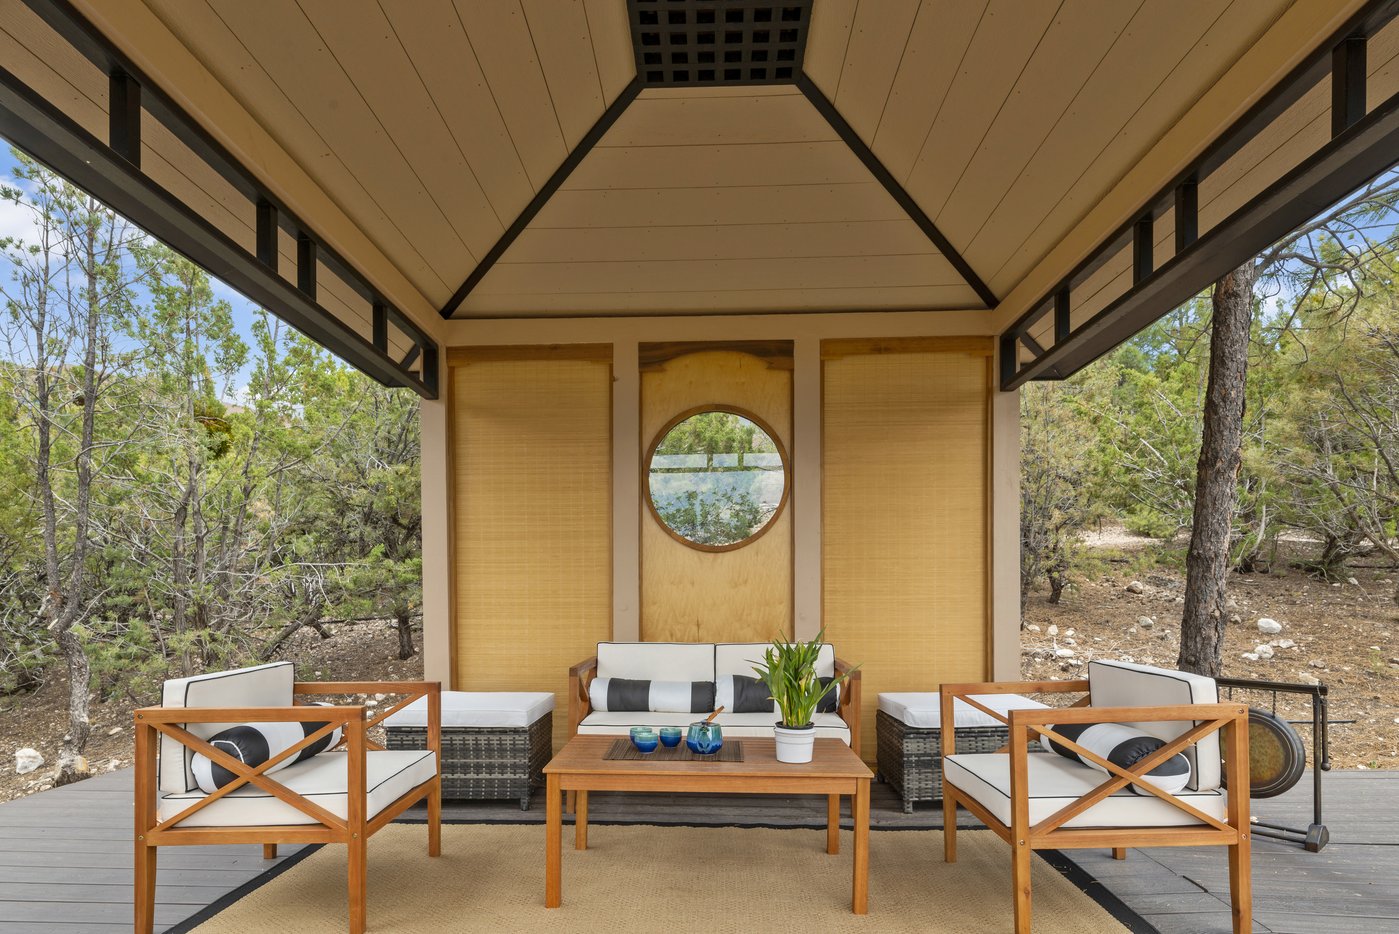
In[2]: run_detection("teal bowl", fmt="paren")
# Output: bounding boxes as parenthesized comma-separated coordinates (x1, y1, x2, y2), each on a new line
(658, 726, 683, 748)
(629, 726, 658, 753)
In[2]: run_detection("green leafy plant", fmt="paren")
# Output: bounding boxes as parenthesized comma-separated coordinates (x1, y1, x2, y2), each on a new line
(750, 629, 857, 729)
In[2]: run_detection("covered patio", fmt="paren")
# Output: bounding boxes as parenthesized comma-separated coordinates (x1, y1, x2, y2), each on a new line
(1, 0, 1397, 931)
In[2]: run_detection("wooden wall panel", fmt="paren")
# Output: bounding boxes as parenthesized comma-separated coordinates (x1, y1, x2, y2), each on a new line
(450, 349, 612, 751)
(640, 350, 792, 642)
(822, 339, 992, 760)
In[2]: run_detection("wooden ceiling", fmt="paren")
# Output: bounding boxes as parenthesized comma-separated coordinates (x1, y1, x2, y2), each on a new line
(131, 0, 1303, 318)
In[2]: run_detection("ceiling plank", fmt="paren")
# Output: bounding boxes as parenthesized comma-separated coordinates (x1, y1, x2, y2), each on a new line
(521, 0, 605, 149)
(800, 0, 857, 97)
(582, 0, 635, 99)
(456, 285, 981, 316)
(604, 90, 832, 147)
(832, 0, 920, 144)
(566, 140, 875, 189)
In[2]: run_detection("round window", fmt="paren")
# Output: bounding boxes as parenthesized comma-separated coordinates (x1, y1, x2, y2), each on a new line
(645, 407, 788, 551)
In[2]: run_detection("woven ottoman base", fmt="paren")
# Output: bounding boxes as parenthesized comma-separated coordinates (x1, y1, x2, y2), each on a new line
(875, 709, 1008, 813)
(387, 712, 552, 810)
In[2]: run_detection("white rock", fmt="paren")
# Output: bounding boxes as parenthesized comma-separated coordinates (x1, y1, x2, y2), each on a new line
(1026, 624, 1041, 632)
(107, 726, 122, 736)
(1138, 616, 1154, 628)
(1241, 653, 1260, 662)
(1055, 648, 1076, 658)
(1065, 638, 1077, 646)
(1299, 674, 1321, 686)
(1274, 639, 1296, 650)
(1065, 628, 1076, 637)
(1254, 645, 1275, 660)
(1348, 577, 1360, 586)
(365, 699, 379, 708)
(373, 693, 386, 701)
(1257, 618, 1283, 635)
(1125, 581, 1144, 594)
(15, 748, 43, 775)
(1047, 624, 1059, 637)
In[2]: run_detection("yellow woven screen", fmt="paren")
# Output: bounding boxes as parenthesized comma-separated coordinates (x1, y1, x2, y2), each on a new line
(450, 350, 612, 752)
(822, 340, 991, 760)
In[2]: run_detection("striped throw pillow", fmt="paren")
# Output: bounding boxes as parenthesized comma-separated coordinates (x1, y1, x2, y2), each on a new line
(589, 678, 716, 713)
(1040, 722, 1192, 795)
(191, 704, 343, 793)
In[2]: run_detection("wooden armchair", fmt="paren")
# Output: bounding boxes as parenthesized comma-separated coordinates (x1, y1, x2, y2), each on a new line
(133, 661, 441, 934)
(940, 661, 1251, 934)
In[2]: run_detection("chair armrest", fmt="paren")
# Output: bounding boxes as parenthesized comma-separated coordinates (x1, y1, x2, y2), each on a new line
(294, 680, 439, 695)
(568, 656, 598, 737)
(1008, 702, 1247, 728)
(835, 658, 862, 753)
(937, 680, 1091, 758)
(134, 705, 366, 724)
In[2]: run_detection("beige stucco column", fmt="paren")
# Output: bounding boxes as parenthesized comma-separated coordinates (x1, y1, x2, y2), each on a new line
(990, 373, 1021, 680)
(792, 336, 822, 641)
(420, 372, 454, 686)
(612, 339, 641, 641)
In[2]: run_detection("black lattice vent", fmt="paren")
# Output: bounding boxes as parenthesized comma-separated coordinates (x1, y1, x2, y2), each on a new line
(627, 0, 812, 87)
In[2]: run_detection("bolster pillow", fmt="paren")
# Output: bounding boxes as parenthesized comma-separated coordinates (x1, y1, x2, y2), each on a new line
(589, 678, 716, 713)
(191, 703, 343, 793)
(1040, 722, 1191, 795)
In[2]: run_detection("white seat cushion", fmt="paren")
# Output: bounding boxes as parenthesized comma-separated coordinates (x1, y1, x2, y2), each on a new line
(577, 710, 851, 744)
(944, 752, 1225, 829)
(715, 643, 834, 679)
(384, 692, 554, 728)
(158, 661, 296, 794)
(1088, 660, 1220, 792)
(158, 749, 437, 827)
(877, 692, 1048, 729)
(595, 642, 715, 682)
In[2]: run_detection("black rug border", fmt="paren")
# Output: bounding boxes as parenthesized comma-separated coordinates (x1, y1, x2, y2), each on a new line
(171, 815, 1157, 934)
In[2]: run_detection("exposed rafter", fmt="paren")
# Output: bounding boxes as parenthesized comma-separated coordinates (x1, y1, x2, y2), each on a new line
(796, 75, 999, 309)
(437, 77, 643, 318)
(1001, 0, 1399, 391)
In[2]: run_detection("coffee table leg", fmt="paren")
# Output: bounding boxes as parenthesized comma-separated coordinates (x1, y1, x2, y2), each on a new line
(827, 794, 840, 854)
(575, 790, 588, 850)
(546, 774, 561, 908)
(852, 778, 869, 914)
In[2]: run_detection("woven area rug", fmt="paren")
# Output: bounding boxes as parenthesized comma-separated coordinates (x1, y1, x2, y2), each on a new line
(190, 824, 1131, 933)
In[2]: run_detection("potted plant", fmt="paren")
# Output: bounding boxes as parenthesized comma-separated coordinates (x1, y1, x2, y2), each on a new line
(751, 629, 857, 764)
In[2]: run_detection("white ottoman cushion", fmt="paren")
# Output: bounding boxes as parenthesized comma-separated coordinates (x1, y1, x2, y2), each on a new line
(878, 692, 1048, 730)
(384, 692, 554, 729)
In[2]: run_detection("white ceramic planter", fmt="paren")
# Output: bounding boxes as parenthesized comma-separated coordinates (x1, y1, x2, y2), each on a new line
(774, 724, 816, 763)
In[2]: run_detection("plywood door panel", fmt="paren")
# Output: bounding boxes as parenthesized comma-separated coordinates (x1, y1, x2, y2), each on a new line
(822, 343, 991, 761)
(451, 353, 612, 753)
(608, 91, 831, 147)
(144, 0, 450, 300)
(453, 0, 570, 190)
(832, 0, 921, 144)
(300, 0, 502, 260)
(520, 0, 606, 149)
(640, 351, 792, 643)
(978, 0, 1292, 295)
(456, 285, 982, 316)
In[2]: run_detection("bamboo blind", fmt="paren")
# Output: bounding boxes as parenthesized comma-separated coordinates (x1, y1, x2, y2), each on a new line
(450, 351, 612, 753)
(640, 349, 793, 642)
(821, 340, 991, 760)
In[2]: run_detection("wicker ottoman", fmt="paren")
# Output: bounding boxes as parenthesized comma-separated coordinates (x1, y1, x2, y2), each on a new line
(385, 691, 554, 810)
(875, 692, 1048, 813)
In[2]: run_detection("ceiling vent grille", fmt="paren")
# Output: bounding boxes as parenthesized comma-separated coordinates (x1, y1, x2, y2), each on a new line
(627, 0, 812, 87)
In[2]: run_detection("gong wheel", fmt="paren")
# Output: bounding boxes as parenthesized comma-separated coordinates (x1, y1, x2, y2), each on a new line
(1221, 707, 1306, 798)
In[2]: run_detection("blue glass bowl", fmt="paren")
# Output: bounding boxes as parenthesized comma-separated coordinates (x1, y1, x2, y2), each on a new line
(658, 726, 683, 748)
(629, 727, 658, 753)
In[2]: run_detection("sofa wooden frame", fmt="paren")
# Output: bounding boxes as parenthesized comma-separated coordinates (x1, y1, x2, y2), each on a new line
(939, 679, 1251, 934)
(567, 655, 863, 751)
(133, 680, 442, 934)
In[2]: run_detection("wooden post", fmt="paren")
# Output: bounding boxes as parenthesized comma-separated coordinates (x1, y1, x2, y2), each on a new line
(1112, 847, 1127, 860)
(852, 778, 870, 914)
(1225, 709, 1253, 934)
(133, 716, 158, 934)
(1009, 717, 1033, 934)
(546, 773, 562, 908)
(575, 790, 589, 850)
(941, 690, 958, 863)
(263, 844, 277, 859)
(427, 684, 442, 857)
(827, 794, 841, 855)
(346, 712, 368, 934)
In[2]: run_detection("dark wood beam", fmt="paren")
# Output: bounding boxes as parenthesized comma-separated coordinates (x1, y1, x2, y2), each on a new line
(796, 74, 998, 309)
(439, 77, 643, 317)
(108, 69, 139, 168)
(1332, 35, 1368, 137)
(1174, 180, 1198, 253)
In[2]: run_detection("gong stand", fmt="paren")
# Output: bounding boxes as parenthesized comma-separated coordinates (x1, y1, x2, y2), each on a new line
(1217, 676, 1330, 852)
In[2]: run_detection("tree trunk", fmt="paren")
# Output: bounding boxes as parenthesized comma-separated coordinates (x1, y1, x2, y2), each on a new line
(1178, 262, 1257, 677)
(396, 610, 415, 660)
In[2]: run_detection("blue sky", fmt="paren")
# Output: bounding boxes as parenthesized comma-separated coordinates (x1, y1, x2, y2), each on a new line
(0, 143, 282, 399)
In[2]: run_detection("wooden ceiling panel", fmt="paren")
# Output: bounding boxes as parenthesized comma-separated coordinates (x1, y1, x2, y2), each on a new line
(831, 0, 921, 144)
(520, 0, 606, 149)
(583, 0, 636, 100)
(143, 0, 453, 300)
(456, 285, 981, 316)
(566, 140, 873, 189)
(604, 89, 832, 147)
(975, 0, 1293, 296)
(801, 0, 857, 97)
(534, 182, 907, 227)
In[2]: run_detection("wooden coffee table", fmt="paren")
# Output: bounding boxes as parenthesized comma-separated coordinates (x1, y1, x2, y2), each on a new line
(543, 735, 873, 913)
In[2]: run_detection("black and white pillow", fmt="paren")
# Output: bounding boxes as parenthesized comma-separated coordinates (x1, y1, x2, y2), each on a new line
(1041, 722, 1191, 795)
(589, 678, 716, 713)
(716, 675, 775, 713)
(191, 703, 343, 793)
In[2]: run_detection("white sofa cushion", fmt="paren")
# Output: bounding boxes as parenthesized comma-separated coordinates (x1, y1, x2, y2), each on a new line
(191, 707, 344, 793)
(1088, 660, 1220, 792)
(577, 710, 851, 744)
(715, 674, 776, 713)
(878, 692, 1048, 729)
(1040, 722, 1192, 795)
(159, 661, 296, 794)
(158, 749, 437, 827)
(944, 752, 1225, 829)
(588, 678, 716, 713)
(715, 643, 835, 679)
(384, 692, 554, 729)
(596, 642, 714, 682)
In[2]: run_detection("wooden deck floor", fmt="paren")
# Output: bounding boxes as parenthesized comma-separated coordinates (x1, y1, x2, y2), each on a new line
(0, 766, 1393, 932)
